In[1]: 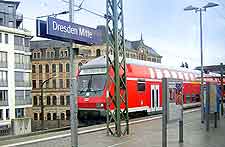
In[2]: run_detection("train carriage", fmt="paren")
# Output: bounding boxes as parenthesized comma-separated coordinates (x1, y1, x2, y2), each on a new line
(77, 56, 219, 119)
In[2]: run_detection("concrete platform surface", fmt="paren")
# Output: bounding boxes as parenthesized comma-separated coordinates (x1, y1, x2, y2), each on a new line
(2, 109, 225, 147)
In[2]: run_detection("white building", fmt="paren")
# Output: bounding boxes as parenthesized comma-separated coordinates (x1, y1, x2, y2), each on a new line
(0, 0, 32, 128)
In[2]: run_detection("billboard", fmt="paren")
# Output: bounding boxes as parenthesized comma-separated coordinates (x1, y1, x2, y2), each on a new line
(167, 79, 183, 122)
(37, 17, 103, 45)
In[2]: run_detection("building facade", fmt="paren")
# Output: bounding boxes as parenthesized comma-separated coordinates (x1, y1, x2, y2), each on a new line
(30, 36, 162, 129)
(0, 1, 32, 128)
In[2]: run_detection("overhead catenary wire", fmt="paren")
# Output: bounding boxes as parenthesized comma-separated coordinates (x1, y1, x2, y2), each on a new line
(61, 0, 107, 19)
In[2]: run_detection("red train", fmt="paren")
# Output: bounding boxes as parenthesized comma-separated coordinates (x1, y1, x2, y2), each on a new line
(77, 56, 220, 119)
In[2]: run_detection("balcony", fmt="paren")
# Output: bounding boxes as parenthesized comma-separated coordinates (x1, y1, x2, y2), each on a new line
(15, 98, 32, 106)
(15, 82, 31, 87)
(15, 64, 31, 70)
(14, 45, 24, 51)
(0, 81, 8, 87)
(0, 100, 8, 106)
(0, 62, 7, 68)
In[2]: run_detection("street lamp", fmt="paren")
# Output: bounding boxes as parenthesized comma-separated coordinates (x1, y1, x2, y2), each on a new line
(40, 74, 56, 130)
(184, 2, 219, 123)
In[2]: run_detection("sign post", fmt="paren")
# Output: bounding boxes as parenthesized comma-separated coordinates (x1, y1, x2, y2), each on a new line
(162, 78, 183, 147)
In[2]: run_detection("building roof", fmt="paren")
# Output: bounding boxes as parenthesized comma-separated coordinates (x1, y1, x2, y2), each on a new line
(125, 39, 161, 57)
(0, 0, 20, 9)
(30, 40, 71, 50)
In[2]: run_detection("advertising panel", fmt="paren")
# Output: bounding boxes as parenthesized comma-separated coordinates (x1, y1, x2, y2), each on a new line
(167, 79, 183, 122)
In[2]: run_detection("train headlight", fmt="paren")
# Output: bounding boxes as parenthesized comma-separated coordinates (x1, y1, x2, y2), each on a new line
(96, 103, 104, 108)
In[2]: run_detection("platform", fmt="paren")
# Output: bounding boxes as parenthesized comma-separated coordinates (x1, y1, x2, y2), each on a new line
(1, 109, 224, 147)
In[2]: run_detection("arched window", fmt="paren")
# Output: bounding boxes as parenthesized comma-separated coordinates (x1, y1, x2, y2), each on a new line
(149, 68, 155, 79)
(163, 70, 170, 78)
(96, 49, 101, 57)
(39, 64, 42, 73)
(61, 113, 65, 120)
(45, 64, 49, 73)
(33, 96, 38, 106)
(171, 71, 177, 79)
(47, 113, 51, 120)
(47, 96, 51, 105)
(66, 63, 70, 72)
(52, 96, 57, 105)
(53, 113, 57, 120)
(155, 69, 163, 79)
(34, 113, 38, 120)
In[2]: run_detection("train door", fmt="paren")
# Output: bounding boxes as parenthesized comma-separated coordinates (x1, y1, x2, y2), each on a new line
(151, 85, 160, 112)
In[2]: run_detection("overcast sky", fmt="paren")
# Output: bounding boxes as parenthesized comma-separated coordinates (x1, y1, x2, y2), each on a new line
(17, 0, 225, 69)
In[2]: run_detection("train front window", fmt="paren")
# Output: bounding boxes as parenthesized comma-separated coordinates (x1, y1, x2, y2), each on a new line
(78, 75, 91, 93)
(78, 74, 106, 96)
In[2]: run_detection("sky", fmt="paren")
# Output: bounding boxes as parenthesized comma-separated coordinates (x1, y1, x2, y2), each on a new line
(16, 0, 225, 69)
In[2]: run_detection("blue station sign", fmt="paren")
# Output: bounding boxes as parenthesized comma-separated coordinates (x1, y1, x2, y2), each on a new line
(37, 17, 103, 45)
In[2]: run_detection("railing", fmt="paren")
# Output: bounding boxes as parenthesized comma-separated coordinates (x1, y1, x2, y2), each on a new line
(24, 47, 30, 52)
(0, 81, 8, 87)
(14, 45, 24, 51)
(15, 97, 32, 105)
(0, 100, 8, 106)
(0, 62, 7, 68)
(15, 82, 31, 87)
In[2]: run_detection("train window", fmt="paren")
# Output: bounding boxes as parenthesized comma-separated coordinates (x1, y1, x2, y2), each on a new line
(149, 68, 155, 79)
(184, 73, 189, 81)
(163, 70, 170, 78)
(178, 72, 184, 80)
(155, 69, 163, 79)
(137, 79, 145, 91)
(171, 71, 177, 79)
(156, 89, 159, 107)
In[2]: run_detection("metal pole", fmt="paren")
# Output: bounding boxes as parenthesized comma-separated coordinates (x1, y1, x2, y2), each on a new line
(112, 0, 121, 137)
(162, 78, 167, 147)
(69, 0, 78, 146)
(41, 84, 44, 130)
(220, 63, 224, 116)
(199, 8, 204, 123)
(206, 84, 210, 131)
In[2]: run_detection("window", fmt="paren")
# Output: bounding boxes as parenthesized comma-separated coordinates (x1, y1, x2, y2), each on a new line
(24, 38, 30, 47)
(96, 49, 101, 57)
(39, 113, 43, 120)
(47, 113, 51, 120)
(65, 50, 68, 57)
(0, 71, 8, 85)
(52, 64, 56, 73)
(15, 53, 24, 67)
(66, 96, 70, 105)
(52, 96, 57, 105)
(59, 79, 63, 88)
(66, 63, 70, 72)
(47, 96, 51, 105)
(0, 52, 7, 66)
(66, 79, 70, 88)
(60, 51, 64, 57)
(0, 109, 2, 120)
(66, 110, 70, 120)
(6, 109, 9, 120)
(0, 90, 8, 102)
(45, 64, 49, 73)
(5, 34, 8, 44)
(52, 79, 56, 88)
(39, 65, 42, 73)
(59, 64, 63, 72)
(53, 113, 57, 120)
(37, 52, 40, 59)
(15, 108, 24, 118)
(33, 53, 37, 59)
(33, 96, 38, 106)
(51, 51, 55, 58)
(61, 113, 65, 120)
(32, 80, 36, 88)
(60, 96, 65, 105)
(39, 80, 42, 88)
(137, 79, 145, 91)
(45, 81, 49, 88)
(34, 113, 38, 120)
(14, 35, 23, 46)
(32, 65, 36, 73)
